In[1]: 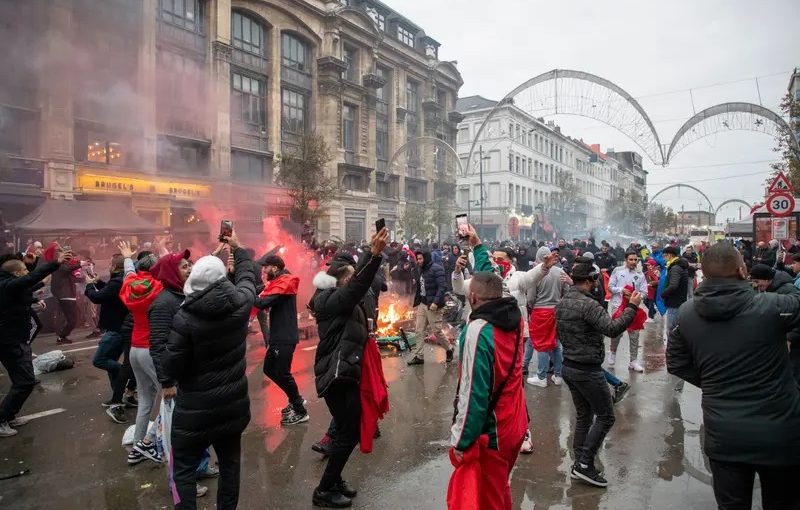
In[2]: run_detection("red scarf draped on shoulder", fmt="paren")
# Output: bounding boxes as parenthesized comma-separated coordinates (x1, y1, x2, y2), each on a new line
(612, 284, 647, 332)
(360, 336, 389, 453)
(249, 273, 300, 319)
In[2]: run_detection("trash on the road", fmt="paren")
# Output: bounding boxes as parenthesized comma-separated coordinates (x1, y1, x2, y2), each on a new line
(140, 483, 152, 489)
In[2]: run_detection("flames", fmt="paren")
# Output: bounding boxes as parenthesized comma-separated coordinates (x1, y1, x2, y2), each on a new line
(376, 294, 415, 337)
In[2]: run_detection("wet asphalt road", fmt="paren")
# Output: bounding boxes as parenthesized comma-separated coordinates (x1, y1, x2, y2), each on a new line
(0, 318, 753, 510)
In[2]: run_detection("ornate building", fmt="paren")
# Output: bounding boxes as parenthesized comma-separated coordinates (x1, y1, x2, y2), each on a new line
(0, 0, 463, 241)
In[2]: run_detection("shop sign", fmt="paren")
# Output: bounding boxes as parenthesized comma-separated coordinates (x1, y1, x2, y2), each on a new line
(77, 170, 210, 201)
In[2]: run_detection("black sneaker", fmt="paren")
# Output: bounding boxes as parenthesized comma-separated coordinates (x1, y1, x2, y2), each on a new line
(282, 399, 308, 416)
(445, 349, 454, 363)
(335, 480, 358, 498)
(85, 330, 102, 340)
(106, 405, 127, 424)
(407, 356, 424, 366)
(571, 463, 608, 488)
(102, 400, 121, 408)
(127, 448, 146, 465)
(312, 488, 352, 508)
(613, 382, 630, 404)
(133, 440, 163, 463)
(281, 409, 309, 426)
(56, 337, 73, 345)
(123, 394, 138, 408)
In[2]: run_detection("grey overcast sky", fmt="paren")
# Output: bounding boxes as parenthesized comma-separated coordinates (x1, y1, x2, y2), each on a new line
(394, 0, 799, 220)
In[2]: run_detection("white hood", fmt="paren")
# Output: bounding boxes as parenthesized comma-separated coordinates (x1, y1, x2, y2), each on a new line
(313, 271, 337, 290)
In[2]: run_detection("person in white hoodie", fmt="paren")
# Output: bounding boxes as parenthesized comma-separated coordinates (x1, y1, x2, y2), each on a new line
(607, 250, 649, 373)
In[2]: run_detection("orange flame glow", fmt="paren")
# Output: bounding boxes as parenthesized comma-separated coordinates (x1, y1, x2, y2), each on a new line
(376, 294, 415, 337)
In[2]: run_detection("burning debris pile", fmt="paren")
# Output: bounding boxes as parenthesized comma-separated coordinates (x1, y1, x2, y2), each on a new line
(375, 294, 416, 350)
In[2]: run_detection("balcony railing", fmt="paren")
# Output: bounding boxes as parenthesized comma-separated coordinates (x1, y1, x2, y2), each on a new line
(232, 48, 268, 75)
(231, 129, 269, 153)
(157, 103, 208, 140)
(157, 19, 206, 57)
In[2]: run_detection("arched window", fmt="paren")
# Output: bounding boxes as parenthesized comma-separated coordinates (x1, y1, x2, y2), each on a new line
(282, 33, 308, 72)
(231, 11, 265, 56)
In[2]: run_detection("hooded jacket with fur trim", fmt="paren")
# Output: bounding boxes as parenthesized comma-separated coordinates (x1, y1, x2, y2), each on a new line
(311, 254, 383, 397)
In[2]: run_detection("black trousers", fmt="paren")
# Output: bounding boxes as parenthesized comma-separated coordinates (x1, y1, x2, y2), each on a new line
(56, 299, 78, 339)
(256, 309, 270, 346)
(110, 335, 136, 403)
(172, 433, 242, 510)
(263, 344, 304, 412)
(709, 459, 800, 510)
(562, 365, 615, 466)
(319, 382, 361, 491)
(0, 342, 35, 423)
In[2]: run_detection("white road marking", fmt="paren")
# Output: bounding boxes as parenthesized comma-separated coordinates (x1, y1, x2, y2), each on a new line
(302, 346, 317, 352)
(60, 345, 99, 353)
(15, 408, 66, 422)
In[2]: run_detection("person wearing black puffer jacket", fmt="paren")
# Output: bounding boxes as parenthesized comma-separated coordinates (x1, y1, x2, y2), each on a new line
(163, 233, 256, 510)
(408, 250, 453, 366)
(148, 249, 192, 400)
(660, 246, 689, 337)
(310, 228, 388, 509)
(667, 243, 800, 509)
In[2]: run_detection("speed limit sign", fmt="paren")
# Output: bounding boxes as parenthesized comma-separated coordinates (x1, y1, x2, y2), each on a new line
(766, 192, 795, 217)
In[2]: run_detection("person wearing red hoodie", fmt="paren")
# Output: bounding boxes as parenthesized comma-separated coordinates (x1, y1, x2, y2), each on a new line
(117, 242, 165, 465)
(254, 255, 307, 425)
(148, 249, 191, 408)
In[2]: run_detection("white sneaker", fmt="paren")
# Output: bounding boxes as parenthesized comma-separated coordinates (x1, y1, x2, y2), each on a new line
(551, 375, 563, 386)
(0, 422, 18, 437)
(9, 416, 29, 427)
(607, 352, 616, 367)
(526, 376, 548, 388)
(629, 360, 644, 373)
(519, 430, 534, 454)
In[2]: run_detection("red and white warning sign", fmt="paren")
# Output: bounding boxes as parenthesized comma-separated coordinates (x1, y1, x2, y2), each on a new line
(768, 172, 794, 194)
(766, 192, 795, 217)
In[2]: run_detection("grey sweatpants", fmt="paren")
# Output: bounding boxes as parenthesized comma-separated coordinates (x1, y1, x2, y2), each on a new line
(130, 347, 159, 443)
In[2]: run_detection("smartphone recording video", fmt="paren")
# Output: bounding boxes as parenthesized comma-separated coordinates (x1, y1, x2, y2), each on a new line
(456, 214, 469, 239)
(219, 219, 233, 242)
(375, 218, 386, 233)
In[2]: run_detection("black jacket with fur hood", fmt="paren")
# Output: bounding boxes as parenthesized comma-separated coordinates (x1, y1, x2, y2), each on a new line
(311, 254, 383, 397)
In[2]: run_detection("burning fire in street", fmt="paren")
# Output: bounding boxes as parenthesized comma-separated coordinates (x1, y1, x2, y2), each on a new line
(376, 294, 415, 337)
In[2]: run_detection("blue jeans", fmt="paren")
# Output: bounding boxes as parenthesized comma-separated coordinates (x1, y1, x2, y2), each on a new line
(665, 307, 680, 336)
(522, 339, 534, 375)
(604, 369, 621, 386)
(536, 342, 563, 380)
(92, 330, 123, 389)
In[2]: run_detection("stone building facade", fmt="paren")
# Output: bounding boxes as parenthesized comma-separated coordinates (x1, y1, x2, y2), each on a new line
(0, 0, 463, 241)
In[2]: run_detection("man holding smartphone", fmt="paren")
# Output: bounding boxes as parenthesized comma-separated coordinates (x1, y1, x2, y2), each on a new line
(407, 249, 453, 365)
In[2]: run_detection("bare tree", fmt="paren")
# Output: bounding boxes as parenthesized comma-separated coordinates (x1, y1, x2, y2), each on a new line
(767, 92, 800, 188)
(277, 133, 336, 226)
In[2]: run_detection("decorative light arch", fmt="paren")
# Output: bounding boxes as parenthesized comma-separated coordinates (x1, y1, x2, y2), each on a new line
(666, 102, 798, 163)
(382, 136, 463, 180)
(466, 69, 665, 173)
(714, 199, 753, 221)
(648, 183, 715, 212)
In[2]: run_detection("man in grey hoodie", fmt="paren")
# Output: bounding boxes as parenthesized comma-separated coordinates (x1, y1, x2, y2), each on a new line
(513, 246, 571, 388)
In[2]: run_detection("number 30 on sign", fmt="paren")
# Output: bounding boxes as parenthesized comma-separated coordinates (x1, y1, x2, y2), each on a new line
(767, 192, 795, 217)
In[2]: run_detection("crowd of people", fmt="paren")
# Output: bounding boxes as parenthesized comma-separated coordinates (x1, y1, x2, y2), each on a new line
(1, 225, 799, 510)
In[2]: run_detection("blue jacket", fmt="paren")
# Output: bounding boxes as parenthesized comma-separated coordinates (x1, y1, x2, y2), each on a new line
(414, 251, 447, 308)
